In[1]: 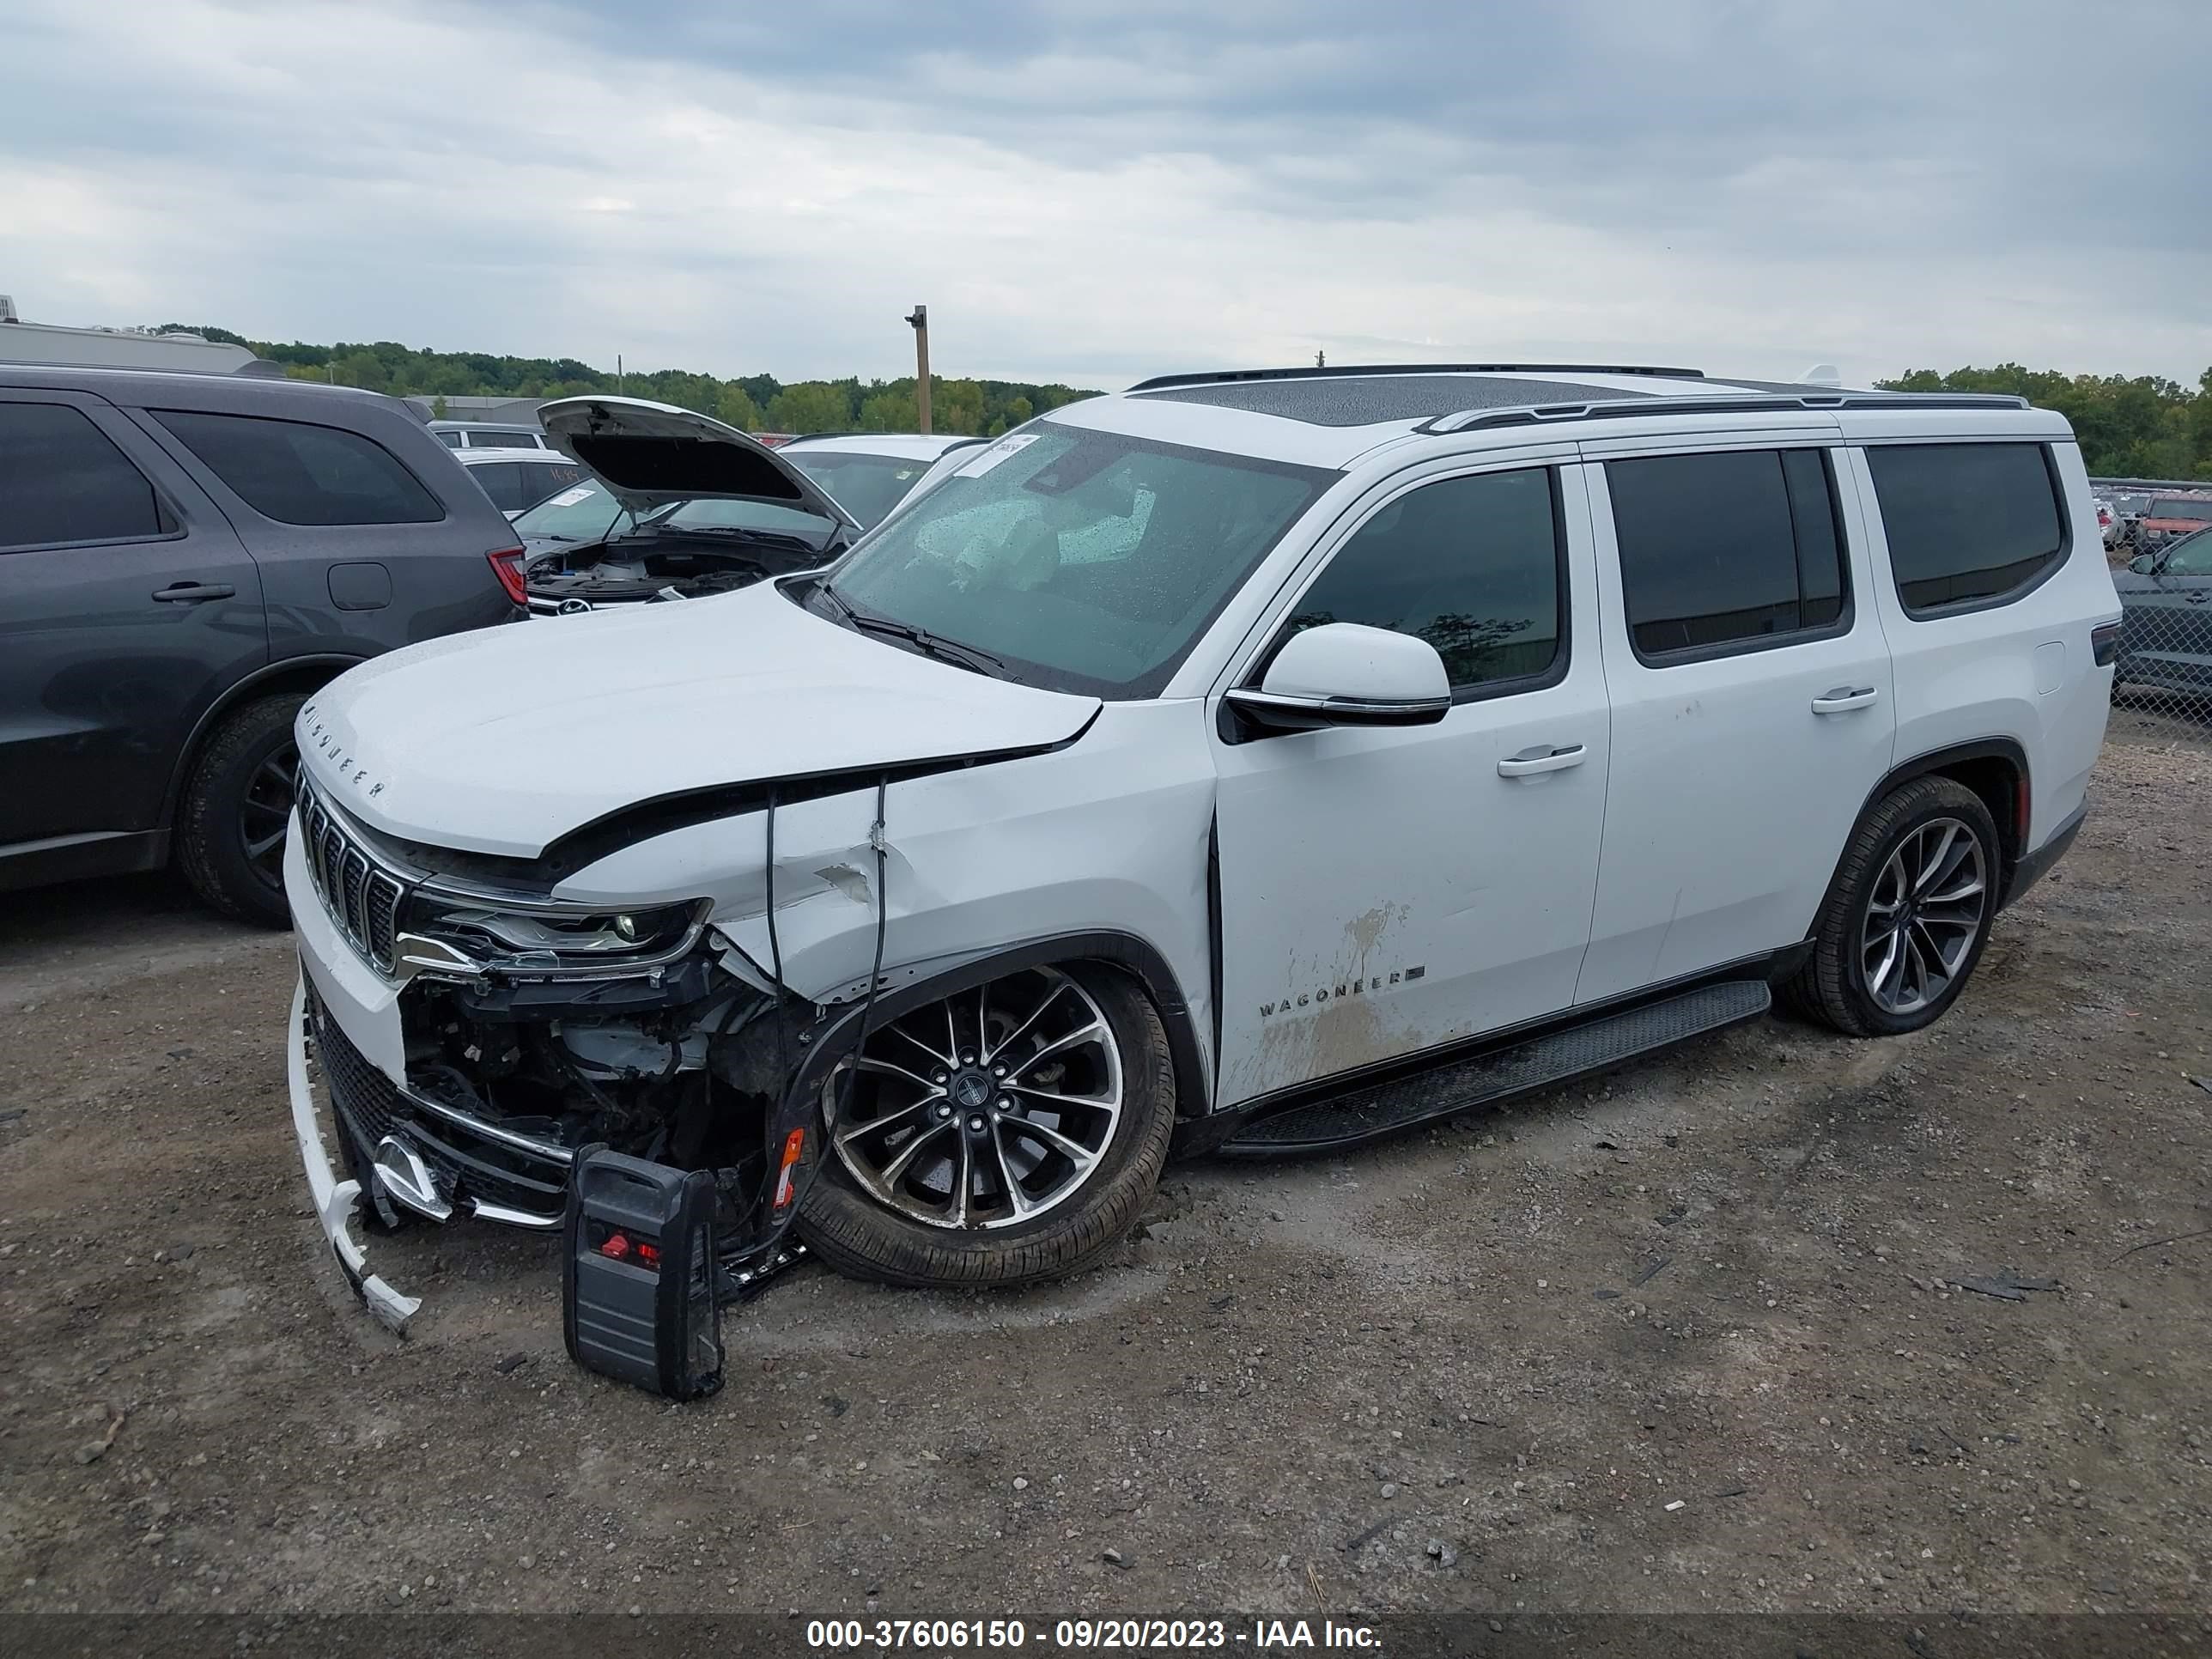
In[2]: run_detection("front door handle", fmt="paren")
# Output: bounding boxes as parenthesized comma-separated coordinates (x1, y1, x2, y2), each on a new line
(1811, 685, 1879, 715)
(152, 581, 236, 604)
(1498, 743, 1587, 777)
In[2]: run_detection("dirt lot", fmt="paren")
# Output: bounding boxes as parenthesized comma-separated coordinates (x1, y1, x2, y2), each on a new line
(2, 715, 2209, 1634)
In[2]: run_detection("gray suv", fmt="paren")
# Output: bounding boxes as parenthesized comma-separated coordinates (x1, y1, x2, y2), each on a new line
(0, 367, 524, 926)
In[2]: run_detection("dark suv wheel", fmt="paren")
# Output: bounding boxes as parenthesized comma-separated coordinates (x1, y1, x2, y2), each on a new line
(799, 964, 1176, 1287)
(1784, 775, 2001, 1036)
(175, 692, 305, 928)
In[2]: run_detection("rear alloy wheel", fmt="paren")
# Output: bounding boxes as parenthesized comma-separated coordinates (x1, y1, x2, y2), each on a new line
(1784, 775, 2001, 1036)
(799, 965, 1176, 1287)
(176, 692, 306, 928)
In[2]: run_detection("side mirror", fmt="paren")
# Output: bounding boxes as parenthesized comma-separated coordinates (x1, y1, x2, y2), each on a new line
(2130, 553, 2157, 575)
(1224, 623, 1452, 735)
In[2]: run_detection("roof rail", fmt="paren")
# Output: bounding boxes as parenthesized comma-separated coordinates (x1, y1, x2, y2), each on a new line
(1414, 391, 2030, 436)
(1127, 362, 1707, 393)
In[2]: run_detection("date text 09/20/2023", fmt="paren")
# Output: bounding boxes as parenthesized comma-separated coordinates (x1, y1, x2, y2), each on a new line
(804, 1619, 1382, 1651)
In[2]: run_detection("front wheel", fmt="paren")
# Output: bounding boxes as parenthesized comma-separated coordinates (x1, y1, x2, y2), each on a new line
(1783, 776, 2000, 1036)
(798, 964, 1176, 1288)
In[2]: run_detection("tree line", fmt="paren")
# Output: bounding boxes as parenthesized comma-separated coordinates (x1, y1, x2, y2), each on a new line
(159, 327, 2212, 474)
(158, 325, 1100, 438)
(1878, 364, 2212, 480)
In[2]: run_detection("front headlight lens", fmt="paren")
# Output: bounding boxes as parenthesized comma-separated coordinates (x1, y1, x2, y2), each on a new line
(403, 896, 708, 969)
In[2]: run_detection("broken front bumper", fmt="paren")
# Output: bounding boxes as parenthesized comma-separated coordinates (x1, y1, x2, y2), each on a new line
(286, 975, 422, 1334)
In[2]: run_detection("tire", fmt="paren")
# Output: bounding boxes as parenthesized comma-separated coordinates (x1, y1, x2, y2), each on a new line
(798, 964, 1176, 1288)
(1782, 776, 2001, 1037)
(176, 693, 306, 929)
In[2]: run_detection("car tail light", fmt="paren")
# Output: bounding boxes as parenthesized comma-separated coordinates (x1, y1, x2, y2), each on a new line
(487, 544, 527, 607)
(2091, 620, 2121, 667)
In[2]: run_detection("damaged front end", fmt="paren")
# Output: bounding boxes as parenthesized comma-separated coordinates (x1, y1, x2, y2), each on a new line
(523, 526, 834, 614)
(288, 775, 836, 1336)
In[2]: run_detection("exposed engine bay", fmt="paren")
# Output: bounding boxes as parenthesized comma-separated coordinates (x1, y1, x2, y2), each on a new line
(524, 527, 836, 611)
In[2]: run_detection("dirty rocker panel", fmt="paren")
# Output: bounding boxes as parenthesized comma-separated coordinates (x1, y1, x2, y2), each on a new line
(1189, 948, 1807, 1157)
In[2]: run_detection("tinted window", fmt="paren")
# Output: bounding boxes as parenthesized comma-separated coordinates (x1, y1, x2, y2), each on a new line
(1864, 443, 2064, 614)
(1607, 448, 1848, 659)
(466, 462, 528, 512)
(155, 410, 443, 526)
(437, 430, 465, 448)
(465, 430, 540, 449)
(2147, 495, 2212, 523)
(0, 404, 167, 551)
(1282, 468, 1561, 690)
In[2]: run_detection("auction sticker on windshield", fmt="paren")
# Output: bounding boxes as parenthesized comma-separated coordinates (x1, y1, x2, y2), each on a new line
(957, 433, 1041, 477)
(546, 485, 596, 507)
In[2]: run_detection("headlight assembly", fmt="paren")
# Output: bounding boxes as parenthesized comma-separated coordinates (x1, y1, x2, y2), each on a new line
(398, 893, 711, 979)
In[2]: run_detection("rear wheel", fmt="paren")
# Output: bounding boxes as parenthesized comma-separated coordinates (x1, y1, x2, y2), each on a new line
(798, 964, 1176, 1287)
(176, 693, 305, 928)
(1783, 776, 1999, 1036)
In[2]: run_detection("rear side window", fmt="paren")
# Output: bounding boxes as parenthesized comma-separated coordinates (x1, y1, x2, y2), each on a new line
(0, 404, 168, 551)
(436, 430, 465, 448)
(1281, 466, 1564, 692)
(153, 410, 443, 526)
(1863, 443, 2065, 614)
(1607, 447, 1848, 660)
(465, 461, 527, 512)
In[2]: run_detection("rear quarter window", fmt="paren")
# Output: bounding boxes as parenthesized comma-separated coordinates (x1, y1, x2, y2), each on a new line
(153, 409, 445, 526)
(1863, 443, 2066, 615)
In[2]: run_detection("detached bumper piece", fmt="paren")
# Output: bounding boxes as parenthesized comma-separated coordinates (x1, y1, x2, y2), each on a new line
(285, 979, 420, 1334)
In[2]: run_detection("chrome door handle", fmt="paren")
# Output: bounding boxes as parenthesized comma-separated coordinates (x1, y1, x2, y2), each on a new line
(1810, 686, 1879, 714)
(1498, 743, 1587, 777)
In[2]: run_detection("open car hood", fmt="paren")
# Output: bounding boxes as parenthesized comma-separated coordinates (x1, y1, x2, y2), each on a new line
(538, 396, 860, 532)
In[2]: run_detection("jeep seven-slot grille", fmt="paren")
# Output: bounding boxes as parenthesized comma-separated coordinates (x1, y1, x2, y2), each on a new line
(299, 781, 406, 974)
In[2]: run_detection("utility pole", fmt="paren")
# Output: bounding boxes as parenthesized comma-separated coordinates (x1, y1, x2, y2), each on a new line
(906, 305, 931, 434)
(1316, 349, 1326, 368)
(617, 353, 624, 394)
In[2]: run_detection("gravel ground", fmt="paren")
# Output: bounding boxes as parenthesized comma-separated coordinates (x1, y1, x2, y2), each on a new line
(1, 720, 2208, 1630)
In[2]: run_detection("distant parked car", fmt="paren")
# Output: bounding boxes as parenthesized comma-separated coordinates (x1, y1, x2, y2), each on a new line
(2113, 526, 2212, 700)
(455, 447, 593, 516)
(0, 366, 524, 924)
(2094, 496, 2118, 548)
(780, 432, 989, 531)
(520, 401, 983, 612)
(2132, 494, 2212, 553)
(428, 420, 549, 451)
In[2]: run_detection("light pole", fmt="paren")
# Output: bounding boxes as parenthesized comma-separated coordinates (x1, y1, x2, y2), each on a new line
(906, 305, 931, 434)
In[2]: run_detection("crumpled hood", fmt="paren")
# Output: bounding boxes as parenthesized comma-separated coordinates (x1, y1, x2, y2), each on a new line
(297, 584, 1102, 859)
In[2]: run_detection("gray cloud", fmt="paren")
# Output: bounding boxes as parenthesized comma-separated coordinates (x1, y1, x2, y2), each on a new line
(2, 0, 2204, 388)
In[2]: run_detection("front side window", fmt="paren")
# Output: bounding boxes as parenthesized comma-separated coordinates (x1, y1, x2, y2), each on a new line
(2164, 527, 2212, 576)
(0, 403, 167, 551)
(822, 422, 1334, 697)
(1607, 447, 1848, 659)
(1864, 442, 2065, 615)
(1278, 467, 1563, 693)
(154, 410, 443, 526)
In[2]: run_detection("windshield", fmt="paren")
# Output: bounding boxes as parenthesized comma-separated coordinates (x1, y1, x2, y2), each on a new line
(820, 420, 1334, 697)
(2148, 496, 2212, 521)
(786, 450, 939, 531)
(512, 478, 627, 543)
(2164, 526, 2212, 574)
(657, 495, 842, 546)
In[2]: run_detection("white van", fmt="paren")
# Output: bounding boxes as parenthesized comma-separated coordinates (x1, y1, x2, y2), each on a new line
(282, 365, 2118, 1324)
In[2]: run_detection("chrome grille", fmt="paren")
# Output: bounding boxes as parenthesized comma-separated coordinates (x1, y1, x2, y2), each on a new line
(298, 780, 407, 975)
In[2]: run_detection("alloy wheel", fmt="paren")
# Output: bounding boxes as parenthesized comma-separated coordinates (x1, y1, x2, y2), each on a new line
(831, 967, 1123, 1230)
(241, 740, 299, 890)
(1860, 817, 1988, 1016)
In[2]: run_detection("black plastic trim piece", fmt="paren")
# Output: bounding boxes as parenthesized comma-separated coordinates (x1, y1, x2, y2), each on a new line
(2002, 799, 2087, 909)
(786, 930, 1212, 1125)
(1127, 363, 1707, 393)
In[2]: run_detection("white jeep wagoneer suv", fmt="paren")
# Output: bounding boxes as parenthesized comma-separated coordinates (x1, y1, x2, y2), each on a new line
(283, 363, 2118, 1324)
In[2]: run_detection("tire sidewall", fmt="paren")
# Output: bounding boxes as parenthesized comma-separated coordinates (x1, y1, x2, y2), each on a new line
(1840, 787, 2000, 1036)
(797, 965, 1176, 1284)
(179, 694, 305, 928)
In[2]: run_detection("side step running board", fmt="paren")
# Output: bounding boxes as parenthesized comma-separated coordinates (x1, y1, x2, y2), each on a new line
(1218, 979, 1771, 1156)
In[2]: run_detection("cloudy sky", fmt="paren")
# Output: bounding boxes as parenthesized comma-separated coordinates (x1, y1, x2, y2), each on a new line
(6, 0, 2206, 390)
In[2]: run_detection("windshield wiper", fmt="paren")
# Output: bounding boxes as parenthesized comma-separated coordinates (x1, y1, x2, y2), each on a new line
(815, 585, 1015, 681)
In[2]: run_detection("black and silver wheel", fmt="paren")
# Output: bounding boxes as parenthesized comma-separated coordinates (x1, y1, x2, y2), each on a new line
(176, 691, 307, 929)
(799, 964, 1176, 1287)
(1784, 775, 2000, 1036)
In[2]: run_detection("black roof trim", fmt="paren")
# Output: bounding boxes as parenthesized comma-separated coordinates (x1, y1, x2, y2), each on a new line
(1413, 391, 2031, 436)
(1127, 362, 1707, 393)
